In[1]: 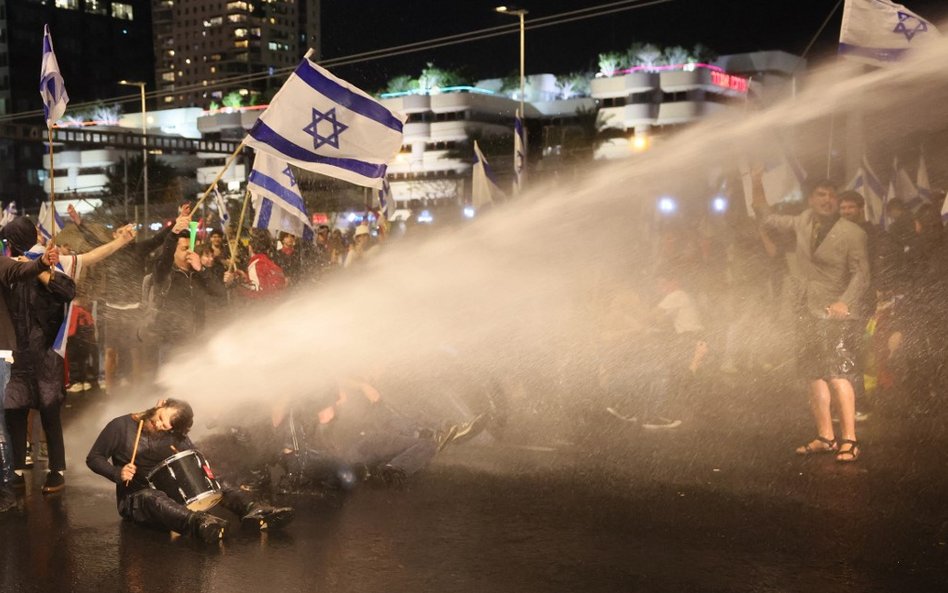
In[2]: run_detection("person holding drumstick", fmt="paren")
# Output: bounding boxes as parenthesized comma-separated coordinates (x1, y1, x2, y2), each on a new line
(86, 398, 294, 543)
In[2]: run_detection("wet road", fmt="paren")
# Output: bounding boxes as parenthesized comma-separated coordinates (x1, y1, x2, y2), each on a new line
(2, 378, 947, 593)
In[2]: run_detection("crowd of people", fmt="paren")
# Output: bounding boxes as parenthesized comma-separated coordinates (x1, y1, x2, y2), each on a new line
(599, 171, 948, 463)
(0, 203, 492, 543)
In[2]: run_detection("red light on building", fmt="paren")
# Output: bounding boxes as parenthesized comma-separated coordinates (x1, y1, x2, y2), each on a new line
(312, 213, 329, 224)
(710, 71, 749, 93)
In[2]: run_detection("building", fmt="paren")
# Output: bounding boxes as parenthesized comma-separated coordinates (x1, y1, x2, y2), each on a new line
(153, 0, 321, 108)
(0, 0, 155, 207)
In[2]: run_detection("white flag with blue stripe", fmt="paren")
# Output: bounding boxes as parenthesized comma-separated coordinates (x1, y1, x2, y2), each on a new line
(847, 155, 886, 224)
(40, 25, 69, 128)
(212, 187, 231, 232)
(37, 201, 65, 241)
(248, 151, 314, 240)
(244, 51, 406, 189)
(514, 109, 526, 193)
(0, 202, 17, 229)
(915, 151, 932, 206)
(377, 178, 394, 220)
(472, 141, 505, 209)
(839, 0, 939, 66)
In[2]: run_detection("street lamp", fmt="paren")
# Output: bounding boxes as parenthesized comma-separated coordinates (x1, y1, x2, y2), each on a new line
(119, 80, 148, 225)
(495, 6, 528, 118)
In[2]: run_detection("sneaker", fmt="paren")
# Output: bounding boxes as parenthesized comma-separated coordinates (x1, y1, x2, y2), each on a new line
(82, 382, 93, 391)
(641, 417, 682, 430)
(855, 411, 871, 422)
(67, 383, 85, 394)
(605, 407, 637, 423)
(190, 512, 228, 543)
(41, 471, 65, 494)
(445, 413, 489, 447)
(241, 503, 295, 531)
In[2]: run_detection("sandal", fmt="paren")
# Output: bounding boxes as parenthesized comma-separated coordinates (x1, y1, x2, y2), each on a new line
(835, 439, 860, 463)
(795, 436, 838, 456)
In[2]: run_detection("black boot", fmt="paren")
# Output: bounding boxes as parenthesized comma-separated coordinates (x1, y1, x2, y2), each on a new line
(241, 502, 295, 531)
(188, 511, 228, 543)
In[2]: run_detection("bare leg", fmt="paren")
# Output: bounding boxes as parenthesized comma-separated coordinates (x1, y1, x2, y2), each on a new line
(808, 379, 835, 440)
(796, 379, 837, 454)
(830, 377, 857, 443)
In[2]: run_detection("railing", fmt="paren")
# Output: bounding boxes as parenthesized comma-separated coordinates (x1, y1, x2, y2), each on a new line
(0, 123, 241, 154)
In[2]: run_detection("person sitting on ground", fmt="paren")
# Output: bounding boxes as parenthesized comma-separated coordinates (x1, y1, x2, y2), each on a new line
(86, 397, 294, 543)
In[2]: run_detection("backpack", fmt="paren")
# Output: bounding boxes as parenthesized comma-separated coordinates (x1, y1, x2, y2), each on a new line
(137, 271, 173, 343)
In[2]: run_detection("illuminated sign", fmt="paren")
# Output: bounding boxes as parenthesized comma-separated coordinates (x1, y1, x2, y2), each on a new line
(710, 71, 748, 93)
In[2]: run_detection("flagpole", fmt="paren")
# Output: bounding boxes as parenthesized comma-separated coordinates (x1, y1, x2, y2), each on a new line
(48, 127, 56, 243)
(229, 189, 252, 271)
(191, 140, 245, 218)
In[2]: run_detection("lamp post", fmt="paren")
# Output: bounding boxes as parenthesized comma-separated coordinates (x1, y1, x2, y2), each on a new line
(495, 6, 528, 118)
(119, 80, 148, 225)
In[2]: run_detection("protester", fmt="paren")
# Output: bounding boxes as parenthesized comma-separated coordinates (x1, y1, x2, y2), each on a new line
(86, 398, 294, 543)
(752, 174, 869, 462)
(0, 245, 61, 510)
(1, 217, 76, 492)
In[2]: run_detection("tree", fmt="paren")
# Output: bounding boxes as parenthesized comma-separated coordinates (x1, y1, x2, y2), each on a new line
(663, 46, 693, 66)
(627, 43, 664, 70)
(102, 154, 181, 209)
(556, 72, 592, 99)
(384, 74, 415, 94)
(597, 52, 626, 77)
(222, 92, 243, 109)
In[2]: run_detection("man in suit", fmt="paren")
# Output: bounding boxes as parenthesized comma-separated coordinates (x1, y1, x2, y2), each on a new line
(752, 174, 869, 463)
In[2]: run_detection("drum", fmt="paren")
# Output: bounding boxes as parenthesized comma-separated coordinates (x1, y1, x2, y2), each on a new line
(146, 449, 222, 511)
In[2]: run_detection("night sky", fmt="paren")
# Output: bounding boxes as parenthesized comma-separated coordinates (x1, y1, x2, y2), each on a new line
(321, 0, 948, 91)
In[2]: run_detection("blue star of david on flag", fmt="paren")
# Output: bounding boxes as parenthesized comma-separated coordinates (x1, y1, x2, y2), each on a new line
(302, 107, 348, 150)
(893, 11, 928, 41)
(282, 165, 297, 187)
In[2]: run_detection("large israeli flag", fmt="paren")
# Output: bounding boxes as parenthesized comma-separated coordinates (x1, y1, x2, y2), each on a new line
(245, 52, 406, 189)
(39, 25, 69, 128)
(472, 141, 506, 209)
(514, 109, 526, 193)
(37, 201, 65, 241)
(839, 0, 939, 66)
(248, 151, 313, 240)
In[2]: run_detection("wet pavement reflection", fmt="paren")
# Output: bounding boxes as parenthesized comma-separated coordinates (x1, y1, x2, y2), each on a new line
(2, 386, 947, 593)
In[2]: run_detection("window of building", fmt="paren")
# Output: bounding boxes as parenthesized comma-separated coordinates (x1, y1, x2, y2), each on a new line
(55, 0, 78, 9)
(162, 72, 175, 81)
(601, 97, 627, 108)
(661, 91, 689, 103)
(112, 2, 134, 20)
(84, 0, 107, 14)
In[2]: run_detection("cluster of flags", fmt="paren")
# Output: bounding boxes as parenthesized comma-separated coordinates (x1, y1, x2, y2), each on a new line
(846, 152, 941, 227)
(244, 52, 407, 239)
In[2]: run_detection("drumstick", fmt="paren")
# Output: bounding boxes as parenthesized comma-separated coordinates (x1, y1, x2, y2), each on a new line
(126, 419, 144, 486)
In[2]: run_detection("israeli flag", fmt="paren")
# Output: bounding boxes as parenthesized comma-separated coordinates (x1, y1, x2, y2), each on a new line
(892, 157, 918, 207)
(740, 139, 807, 215)
(0, 202, 17, 229)
(472, 141, 505, 209)
(846, 155, 885, 224)
(37, 201, 65, 241)
(244, 51, 406, 189)
(915, 151, 931, 206)
(39, 25, 69, 128)
(248, 151, 314, 240)
(514, 110, 526, 193)
(212, 187, 231, 231)
(839, 0, 939, 66)
(377, 178, 395, 220)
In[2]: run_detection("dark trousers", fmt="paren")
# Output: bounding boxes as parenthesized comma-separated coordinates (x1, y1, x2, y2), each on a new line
(345, 433, 438, 476)
(5, 406, 66, 471)
(118, 484, 252, 534)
